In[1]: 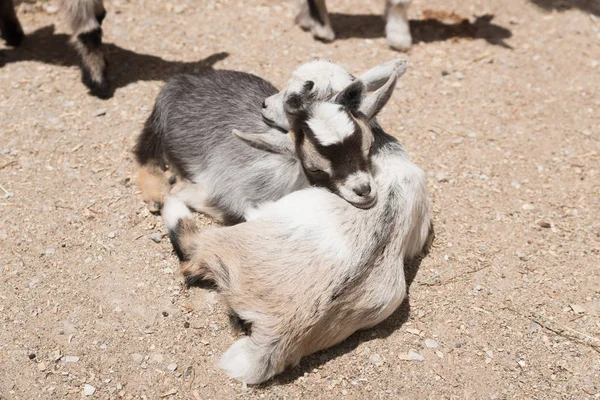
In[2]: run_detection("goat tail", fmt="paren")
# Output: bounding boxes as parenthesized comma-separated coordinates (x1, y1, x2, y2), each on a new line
(162, 196, 196, 262)
(219, 336, 285, 385)
(134, 106, 171, 212)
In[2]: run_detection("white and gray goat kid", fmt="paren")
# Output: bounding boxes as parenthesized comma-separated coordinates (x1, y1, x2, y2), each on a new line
(135, 59, 406, 224)
(295, 0, 413, 50)
(162, 61, 432, 384)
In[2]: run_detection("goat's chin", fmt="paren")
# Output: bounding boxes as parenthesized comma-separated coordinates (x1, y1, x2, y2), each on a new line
(346, 195, 378, 210)
(261, 116, 288, 133)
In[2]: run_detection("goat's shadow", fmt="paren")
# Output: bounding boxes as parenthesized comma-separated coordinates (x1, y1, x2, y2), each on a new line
(329, 13, 513, 49)
(529, 0, 600, 16)
(0, 25, 228, 98)
(262, 252, 429, 387)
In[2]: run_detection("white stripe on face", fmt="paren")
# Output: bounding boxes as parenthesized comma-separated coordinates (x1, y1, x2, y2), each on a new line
(306, 103, 355, 147)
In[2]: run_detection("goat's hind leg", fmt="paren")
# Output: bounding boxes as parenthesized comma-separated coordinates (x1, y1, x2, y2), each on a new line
(62, 0, 109, 98)
(0, 0, 24, 46)
(220, 320, 290, 384)
(295, 0, 334, 42)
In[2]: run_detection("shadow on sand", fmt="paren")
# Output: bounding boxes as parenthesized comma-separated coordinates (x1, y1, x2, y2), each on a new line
(329, 12, 513, 49)
(0, 25, 228, 98)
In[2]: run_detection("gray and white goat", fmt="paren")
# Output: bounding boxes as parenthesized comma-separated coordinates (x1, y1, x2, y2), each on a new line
(134, 59, 406, 224)
(162, 63, 432, 383)
(0, 0, 108, 97)
(295, 0, 413, 51)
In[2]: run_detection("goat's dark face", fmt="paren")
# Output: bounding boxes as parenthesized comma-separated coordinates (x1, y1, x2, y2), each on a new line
(292, 103, 377, 209)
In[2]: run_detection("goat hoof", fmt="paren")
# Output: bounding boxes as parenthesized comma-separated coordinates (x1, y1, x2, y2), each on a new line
(295, 14, 312, 31)
(312, 24, 335, 42)
(387, 33, 412, 51)
(85, 76, 111, 99)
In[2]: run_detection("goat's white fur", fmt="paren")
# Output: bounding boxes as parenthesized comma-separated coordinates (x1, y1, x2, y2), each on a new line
(307, 103, 355, 146)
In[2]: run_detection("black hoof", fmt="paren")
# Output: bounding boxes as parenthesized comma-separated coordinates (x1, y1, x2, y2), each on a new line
(81, 64, 111, 99)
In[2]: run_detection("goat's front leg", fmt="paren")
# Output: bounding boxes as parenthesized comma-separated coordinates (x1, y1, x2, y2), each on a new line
(61, 0, 109, 98)
(0, 0, 24, 46)
(295, 0, 335, 42)
(385, 0, 412, 51)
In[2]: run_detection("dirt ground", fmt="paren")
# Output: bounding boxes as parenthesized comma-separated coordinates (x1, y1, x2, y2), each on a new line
(1, 0, 599, 398)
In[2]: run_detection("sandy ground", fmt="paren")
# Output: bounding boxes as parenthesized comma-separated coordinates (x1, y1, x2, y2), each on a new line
(1, 0, 599, 398)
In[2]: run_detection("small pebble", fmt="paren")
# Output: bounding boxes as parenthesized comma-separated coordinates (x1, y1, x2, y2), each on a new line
(28, 353, 36, 360)
(435, 172, 448, 183)
(93, 109, 107, 117)
(522, 203, 535, 211)
(149, 232, 162, 243)
(205, 291, 219, 306)
(62, 356, 79, 363)
(161, 389, 178, 397)
(537, 221, 551, 228)
(184, 322, 190, 328)
(49, 349, 62, 361)
(167, 363, 178, 372)
(518, 360, 527, 368)
(131, 353, 144, 364)
(408, 350, 424, 361)
(162, 311, 169, 317)
(150, 353, 164, 364)
(37, 362, 46, 371)
(570, 304, 586, 314)
(107, 231, 116, 239)
(425, 339, 438, 349)
(83, 384, 96, 396)
(28, 278, 40, 288)
(369, 354, 384, 366)
(441, 70, 449, 76)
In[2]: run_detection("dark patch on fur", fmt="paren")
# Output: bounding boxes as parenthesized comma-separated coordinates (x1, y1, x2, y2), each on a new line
(334, 80, 364, 112)
(78, 27, 102, 49)
(168, 220, 187, 261)
(96, 9, 107, 25)
(229, 312, 252, 335)
(134, 108, 165, 167)
(307, 0, 325, 26)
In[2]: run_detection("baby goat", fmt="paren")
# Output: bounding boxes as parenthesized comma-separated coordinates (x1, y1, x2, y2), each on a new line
(134, 60, 405, 224)
(295, 0, 413, 51)
(0, 0, 108, 97)
(163, 65, 432, 384)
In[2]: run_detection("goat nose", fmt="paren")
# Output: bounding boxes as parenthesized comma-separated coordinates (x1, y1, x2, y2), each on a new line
(261, 100, 267, 108)
(353, 183, 371, 197)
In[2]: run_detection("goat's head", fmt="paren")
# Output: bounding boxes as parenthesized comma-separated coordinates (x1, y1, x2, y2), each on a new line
(234, 60, 405, 209)
(261, 59, 407, 131)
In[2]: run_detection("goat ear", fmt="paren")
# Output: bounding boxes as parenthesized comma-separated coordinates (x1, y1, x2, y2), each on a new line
(284, 80, 315, 115)
(358, 59, 407, 92)
(356, 67, 399, 120)
(334, 79, 365, 112)
(232, 129, 294, 156)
